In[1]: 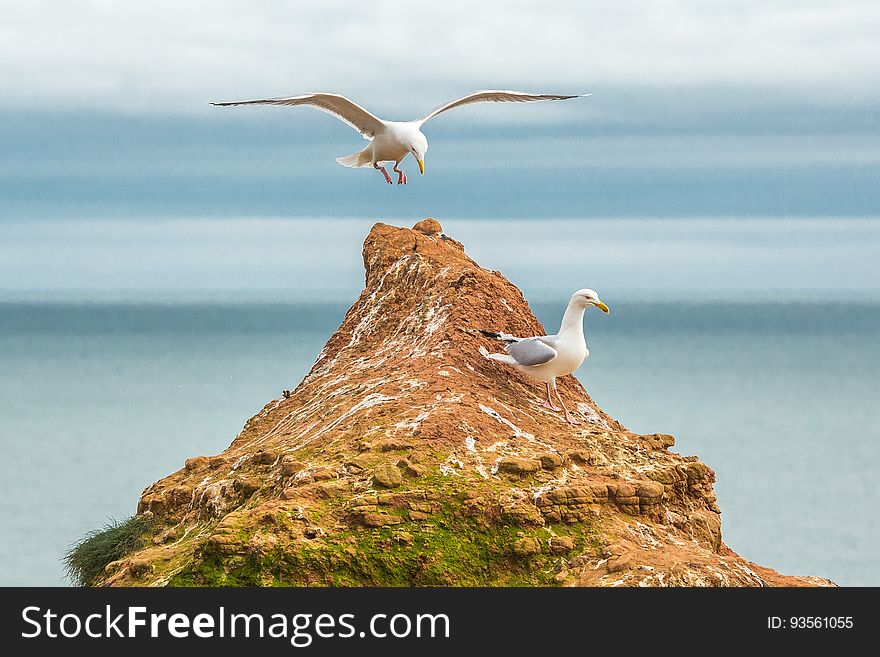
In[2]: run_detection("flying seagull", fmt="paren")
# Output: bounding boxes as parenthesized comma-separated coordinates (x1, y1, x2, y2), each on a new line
(479, 289, 609, 425)
(211, 90, 588, 185)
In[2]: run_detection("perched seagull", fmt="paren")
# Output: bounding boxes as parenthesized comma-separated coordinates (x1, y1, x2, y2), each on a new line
(210, 90, 588, 185)
(479, 289, 609, 425)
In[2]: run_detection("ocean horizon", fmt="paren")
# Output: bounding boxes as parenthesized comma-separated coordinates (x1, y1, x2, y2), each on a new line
(1, 215, 878, 586)
(3, 216, 880, 303)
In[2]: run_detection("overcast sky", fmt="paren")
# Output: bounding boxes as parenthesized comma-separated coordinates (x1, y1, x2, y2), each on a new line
(1, 0, 878, 115)
(0, 2, 877, 223)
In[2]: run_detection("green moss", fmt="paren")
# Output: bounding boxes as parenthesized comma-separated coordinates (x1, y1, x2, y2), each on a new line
(168, 500, 602, 587)
(63, 516, 154, 586)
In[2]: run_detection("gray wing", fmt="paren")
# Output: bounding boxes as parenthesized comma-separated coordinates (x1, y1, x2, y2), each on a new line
(418, 90, 588, 124)
(505, 337, 558, 366)
(536, 334, 560, 349)
(210, 93, 385, 139)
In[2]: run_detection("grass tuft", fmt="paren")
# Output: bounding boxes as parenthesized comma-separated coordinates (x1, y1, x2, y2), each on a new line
(63, 516, 153, 586)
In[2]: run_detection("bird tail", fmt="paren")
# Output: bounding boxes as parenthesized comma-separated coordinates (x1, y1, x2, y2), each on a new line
(479, 345, 517, 365)
(336, 148, 372, 168)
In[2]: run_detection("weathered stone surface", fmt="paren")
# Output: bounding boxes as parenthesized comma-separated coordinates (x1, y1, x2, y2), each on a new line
(513, 537, 542, 556)
(375, 437, 415, 452)
(315, 481, 347, 498)
(539, 453, 564, 469)
(497, 457, 542, 475)
(95, 219, 831, 588)
(344, 457, 369, 472)
(413, 217, 443, 235)
(362, 512, 403, 527)
(645, 467, 680, 485)
(251, 450, 277, 465)
(642, 433, 675, 450)
(548, 536, 575, 554)
(637, 481, 665, 502)
(501, 500, 544, 526)
(310, 467, 337, 481)
(372, 464, 403, 489)
(280, 456, 305, 476)
(400, 460, 427, 478)
(184, 457, 210, 472)
(607, 482, 637, 499)
(606, 554, 633, 573)
(686, 462, 714, 483)
(233, 477, 261, 496)
(126, 558, 155, 578)
(567, 449, 608, 466)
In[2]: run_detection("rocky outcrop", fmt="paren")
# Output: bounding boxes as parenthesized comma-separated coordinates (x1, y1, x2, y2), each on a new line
(102, 219, 833, 587)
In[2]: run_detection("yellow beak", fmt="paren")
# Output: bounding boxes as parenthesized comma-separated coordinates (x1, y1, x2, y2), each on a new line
(417, 159, 424, 175)
(596, 301, 610, 314)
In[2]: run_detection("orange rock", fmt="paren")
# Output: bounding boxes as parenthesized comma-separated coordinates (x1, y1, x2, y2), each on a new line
(412, 217, 443, 235)
(100, 220, 832, 588)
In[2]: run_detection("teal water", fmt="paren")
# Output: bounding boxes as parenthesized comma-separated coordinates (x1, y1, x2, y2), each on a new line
(1, 299, 878, 586)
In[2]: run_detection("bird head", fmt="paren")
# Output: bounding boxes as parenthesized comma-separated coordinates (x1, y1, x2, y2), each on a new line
(572, 288, 610, 313)
(410, 133, 428, 175)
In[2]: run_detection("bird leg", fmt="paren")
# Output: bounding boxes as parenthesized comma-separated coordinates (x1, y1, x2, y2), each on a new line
(393, 163, 407, 185)
(552, 380, 579, 425)
(543, 381, 562, 411)
(373, 163, 393, 184)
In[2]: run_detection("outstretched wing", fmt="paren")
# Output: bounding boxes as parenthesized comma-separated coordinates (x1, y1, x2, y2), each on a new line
(418, 90, 588, 125)
(211, 93, 385, 139)
(506, 337, 558, 366)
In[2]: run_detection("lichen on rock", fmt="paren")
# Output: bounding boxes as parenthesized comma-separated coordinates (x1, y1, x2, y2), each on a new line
(96, 219, 833, 587)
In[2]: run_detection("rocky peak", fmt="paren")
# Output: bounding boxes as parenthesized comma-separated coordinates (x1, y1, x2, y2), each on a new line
(105, 219, 831, 587)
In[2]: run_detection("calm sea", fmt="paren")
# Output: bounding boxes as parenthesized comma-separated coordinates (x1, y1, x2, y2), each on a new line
(1, 299, 878, 586)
